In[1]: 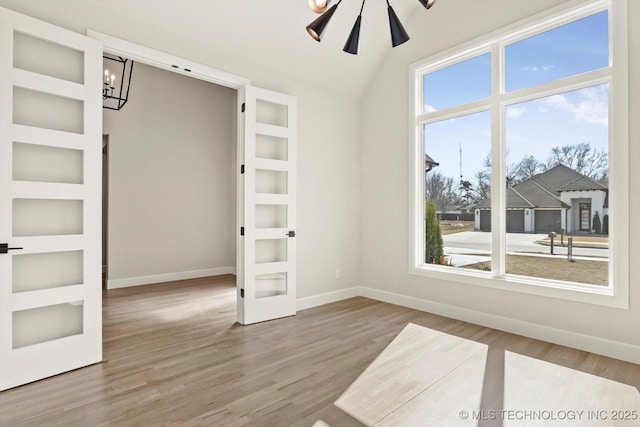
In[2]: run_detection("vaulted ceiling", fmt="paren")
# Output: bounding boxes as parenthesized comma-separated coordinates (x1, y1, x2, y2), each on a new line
(0, 0, 442, 98)
(0, 0, 569, 99)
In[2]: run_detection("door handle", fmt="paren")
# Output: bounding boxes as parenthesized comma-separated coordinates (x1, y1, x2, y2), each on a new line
(0, 243, 23, 254)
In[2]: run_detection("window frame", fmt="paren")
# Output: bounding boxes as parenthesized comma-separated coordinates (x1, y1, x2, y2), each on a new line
(408, 0, 629, 308)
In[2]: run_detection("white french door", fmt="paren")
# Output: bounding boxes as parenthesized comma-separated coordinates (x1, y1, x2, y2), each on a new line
(0, 8, 102, 390)
(238, 86, 297, 325)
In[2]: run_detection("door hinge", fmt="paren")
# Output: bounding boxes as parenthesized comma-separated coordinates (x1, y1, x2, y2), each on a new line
(240, 288, 245, 298)
(241, 164, 245, 174)
(288, 231, 296, 238)
(241, 103, 245, 113)
(240, 226, 245, 236)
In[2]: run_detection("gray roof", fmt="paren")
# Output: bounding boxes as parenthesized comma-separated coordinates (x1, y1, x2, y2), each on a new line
(476, 182, 569, 209)
(530, 164, 588, 195)
(476, 188, 531, 208)
(515, 179, 570, 208)
(559, 176, 608, 192)
(477, 164, 603, 210)
(425, 153, 439, 171)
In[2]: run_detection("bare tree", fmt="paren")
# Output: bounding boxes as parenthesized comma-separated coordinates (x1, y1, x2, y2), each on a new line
(473, 153, 493, 201)
(425, 171, 457, 212)
(473, 169, 491, 201)
(545, 143, 608, 180)
(509, 154, 544, 184)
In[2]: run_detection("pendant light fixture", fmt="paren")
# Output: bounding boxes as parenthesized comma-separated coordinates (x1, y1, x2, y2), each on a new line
(306, 0, 436, 55)
(418, 0, 436, 9)
(102, 55, 134, 110)
(386, 0, 410, 47)
(343, 0, 365, 55)
(306, 0, 342, 42)
(308, 0, 331, 14)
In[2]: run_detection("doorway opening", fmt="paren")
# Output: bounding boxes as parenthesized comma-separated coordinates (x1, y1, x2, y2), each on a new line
(101, 60, 239, 295)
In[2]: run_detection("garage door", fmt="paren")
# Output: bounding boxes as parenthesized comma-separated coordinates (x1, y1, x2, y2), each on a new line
(480, 210, 491, 231)
(535, 210, 561, 233)
(506, 210, 525, 233)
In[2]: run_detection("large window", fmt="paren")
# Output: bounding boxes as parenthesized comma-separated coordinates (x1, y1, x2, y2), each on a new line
(410, 0, 628, 307)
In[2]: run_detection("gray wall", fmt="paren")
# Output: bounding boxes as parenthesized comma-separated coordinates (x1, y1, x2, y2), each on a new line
(103, 62, 236, 284)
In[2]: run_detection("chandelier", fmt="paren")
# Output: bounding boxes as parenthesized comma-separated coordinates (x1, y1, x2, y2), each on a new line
(103, 55, 134, 110)
(306, 0, 436, 55)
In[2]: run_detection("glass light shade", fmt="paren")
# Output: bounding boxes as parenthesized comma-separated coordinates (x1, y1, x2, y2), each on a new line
(306, 3, 339, 42)
(308, 0, 330, 13)
(418, 0, 436, 9)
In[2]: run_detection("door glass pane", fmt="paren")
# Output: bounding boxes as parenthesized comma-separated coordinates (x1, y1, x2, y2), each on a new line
(13, 199, 83, 236)
(424, 110, 492, 271)
(13, 142, 83, 184)
(256, 239, 287, 264)
(505, 11, 608, 92)
(256, 134, 287, 161)
(255, 170, 287, 194)
(256, 99, 288, 127)
(580, 202, 591, 230)
(255, 273, 287, 299)
(423, 53, 491, 112)
(505, 84, 609, 286)
(13, 30, 84, 84)
(256, 204, 287, 229)
(13, 87, 84, 134)
(13, 251, 83, 293)
(13, 302, 83, 349)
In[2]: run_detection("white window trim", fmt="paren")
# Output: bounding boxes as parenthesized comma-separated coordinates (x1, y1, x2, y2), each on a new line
(408, 0, 629, 309)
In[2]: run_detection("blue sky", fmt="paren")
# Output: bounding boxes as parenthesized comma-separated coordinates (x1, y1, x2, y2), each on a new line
(423, 11, 609, 182)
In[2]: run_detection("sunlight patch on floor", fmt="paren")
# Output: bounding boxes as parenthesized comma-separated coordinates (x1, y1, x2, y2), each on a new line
(335, 323, 640, 426)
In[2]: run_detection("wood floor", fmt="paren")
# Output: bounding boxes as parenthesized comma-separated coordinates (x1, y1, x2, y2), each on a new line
(0, 275, 639, 426)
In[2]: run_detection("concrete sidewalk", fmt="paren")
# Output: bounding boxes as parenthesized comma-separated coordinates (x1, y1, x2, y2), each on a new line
(535, 238, 609, 249)
(444, 247, 490, 267)
(444, 245, 607, 268)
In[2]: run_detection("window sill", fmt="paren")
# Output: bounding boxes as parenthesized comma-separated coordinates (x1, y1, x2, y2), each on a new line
(409, 264, 627, 309)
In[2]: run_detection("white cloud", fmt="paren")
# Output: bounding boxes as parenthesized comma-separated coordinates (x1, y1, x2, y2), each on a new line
(520, 64, 555, 72)
(507, 106, 526, 119)
(537, 85, 608, 126)
(424, 104, 437, 113)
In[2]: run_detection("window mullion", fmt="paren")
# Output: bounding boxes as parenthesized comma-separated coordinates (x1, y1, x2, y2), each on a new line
(498, 68, 612, 107)
(491, 42, 505, 278)
(416, 99, 491, 125)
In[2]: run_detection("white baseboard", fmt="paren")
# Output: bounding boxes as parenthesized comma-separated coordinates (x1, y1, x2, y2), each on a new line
(106, 267, 235, 289)
(359, 287, 640, 365)
(297, 287, 361, 311)
(102, 274, 640, 364)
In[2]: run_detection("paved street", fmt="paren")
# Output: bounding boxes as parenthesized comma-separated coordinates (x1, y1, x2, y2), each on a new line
(442, 231, 609, 267)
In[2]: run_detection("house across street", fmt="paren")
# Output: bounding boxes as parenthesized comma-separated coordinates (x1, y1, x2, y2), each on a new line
(473, 164, 608, 234)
